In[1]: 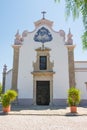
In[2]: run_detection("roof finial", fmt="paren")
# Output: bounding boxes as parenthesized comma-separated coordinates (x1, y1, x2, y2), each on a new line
(15, 30, 20, 38)
(14, 30, 22, 45)
(41, 11, 46, 19)
(67, 28, 73, 45)
(3, 64, 7, 73)
(69, 28, 71, 34)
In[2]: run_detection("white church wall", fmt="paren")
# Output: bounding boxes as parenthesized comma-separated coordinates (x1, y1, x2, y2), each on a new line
(53, 42, 69, 99)
(75, 62, 87, 100)
(5, 69, 12, 91)
(17, 33, 39, 99)
(49, 29, 69, 99)
(75, 71, 87, 99)
(4, 17, 87, 106)
(17, 25, 69, 100)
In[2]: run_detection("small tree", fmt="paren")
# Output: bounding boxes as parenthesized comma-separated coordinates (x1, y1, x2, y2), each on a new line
(2, 90, 17, 107)
(67, 87, 80, 106)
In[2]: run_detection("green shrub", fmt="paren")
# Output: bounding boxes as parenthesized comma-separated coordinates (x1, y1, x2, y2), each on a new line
(1, 90, 17, 107)
(67, 87, 80, 106)
(6, 90, 17, 102)
(2, 94, 10, 107)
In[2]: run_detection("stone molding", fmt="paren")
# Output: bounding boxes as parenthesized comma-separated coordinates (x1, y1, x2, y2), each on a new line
(66, 45, 76, 50)
(32, 46, 55, 105)
(11, 45, 21, 91)
(33, 47, 54, 72)
(31, 72, 55, 76)
(66, 45, 76, 87)
(34, 19, 53, 29)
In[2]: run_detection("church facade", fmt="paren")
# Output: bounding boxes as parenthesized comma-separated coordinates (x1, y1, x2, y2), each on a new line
(4, 15, 87, 106)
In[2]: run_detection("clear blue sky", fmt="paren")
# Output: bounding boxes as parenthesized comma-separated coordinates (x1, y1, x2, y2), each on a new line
(0, 0, 87, 83)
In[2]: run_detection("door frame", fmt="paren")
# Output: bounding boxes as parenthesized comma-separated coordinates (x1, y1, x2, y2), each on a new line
(33, 79, 53, 105)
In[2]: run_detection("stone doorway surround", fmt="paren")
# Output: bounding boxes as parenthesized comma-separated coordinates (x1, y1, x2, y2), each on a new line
(32, 72, 54, 105)
(31, 46, 55, 105)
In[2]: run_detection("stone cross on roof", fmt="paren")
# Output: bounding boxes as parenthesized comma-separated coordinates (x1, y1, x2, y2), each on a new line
(41, 11, 46, 19)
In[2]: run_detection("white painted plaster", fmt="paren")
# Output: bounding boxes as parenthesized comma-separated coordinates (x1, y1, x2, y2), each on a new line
(17, 25, 69, 99)
(75, 71, 87, 99)
(5, 19, 87, 102)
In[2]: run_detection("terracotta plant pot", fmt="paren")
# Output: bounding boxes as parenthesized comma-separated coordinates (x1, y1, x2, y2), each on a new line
(3, 105, 11, 113)
(70, 106, 77, 113)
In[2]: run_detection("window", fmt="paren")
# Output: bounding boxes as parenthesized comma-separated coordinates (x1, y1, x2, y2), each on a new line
(40, 56, 47, 70)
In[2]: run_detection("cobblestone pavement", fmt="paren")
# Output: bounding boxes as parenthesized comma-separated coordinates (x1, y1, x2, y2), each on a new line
(0, 105, 87, 130)
(0, 115, 87, 130)
(1, 105, 87, 115)
(9, 105, 87, 116)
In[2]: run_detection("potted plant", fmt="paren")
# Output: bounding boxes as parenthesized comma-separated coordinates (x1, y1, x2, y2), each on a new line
(1, 90, 17, 113)
(67, 87, 80, 113)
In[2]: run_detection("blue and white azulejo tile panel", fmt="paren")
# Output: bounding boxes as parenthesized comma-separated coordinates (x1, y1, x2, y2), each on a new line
(34, 27, 53, 43)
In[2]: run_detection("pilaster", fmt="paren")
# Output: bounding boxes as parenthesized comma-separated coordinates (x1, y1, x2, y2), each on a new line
(33, 79, 36, 105)
(11, 45, 21, 91)
(50, 79, 53, 105)
(66, 45, 76, 87)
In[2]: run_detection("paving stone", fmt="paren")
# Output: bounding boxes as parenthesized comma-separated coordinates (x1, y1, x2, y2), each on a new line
(0, 115, 87, 130)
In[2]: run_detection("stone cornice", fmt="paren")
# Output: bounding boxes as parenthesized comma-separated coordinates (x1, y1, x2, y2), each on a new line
(65, 45, 76, 50)
(12, 45, 22, 48)
(35, 47, 51, 52)
(75, 68, 87, 72)
(31, 71, 55, 76)
(75, 61, 87, 63)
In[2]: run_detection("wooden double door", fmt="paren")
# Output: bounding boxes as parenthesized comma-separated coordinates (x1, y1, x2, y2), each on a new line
(36, 81, 50, 105)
